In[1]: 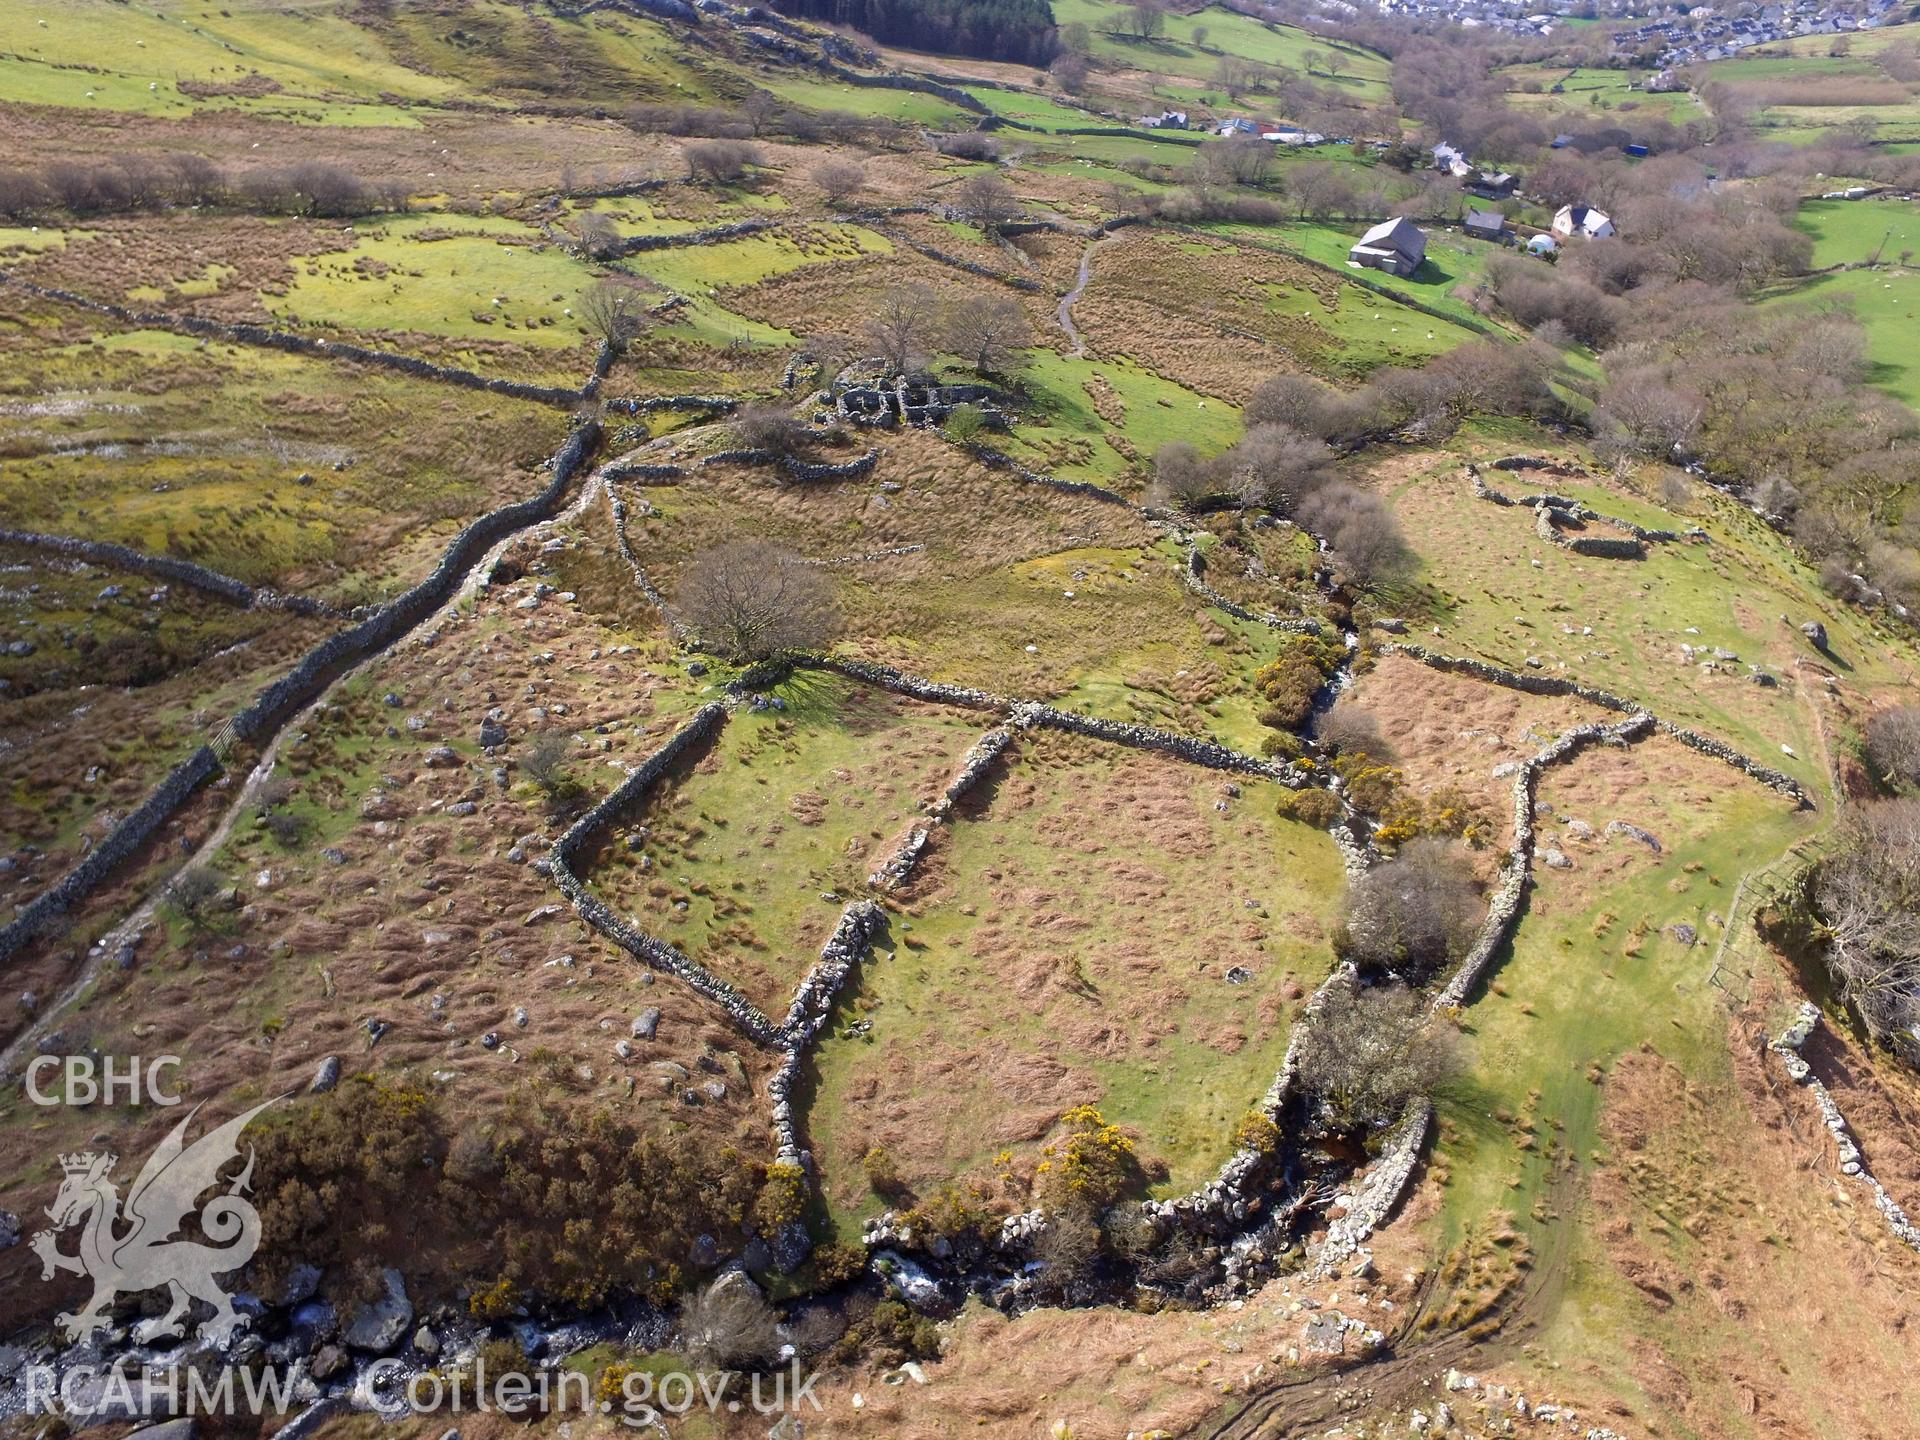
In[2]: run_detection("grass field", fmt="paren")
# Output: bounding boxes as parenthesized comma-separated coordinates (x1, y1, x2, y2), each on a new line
(1496, 64, 1710, 128)
(1374, 448, 1919, 792)
(803, 728, 1348, 1238)
(585, 672, 994, 1014)
(1770, 198, 1920, 408)
(1050, 0, 1394, 102)
(1205, 221, 1502, 346)
(1695, 27, 1920, 145)
(0, 324, 569, 593)
(1005, 347, 1243, 478)
(268, 213, 600, 359)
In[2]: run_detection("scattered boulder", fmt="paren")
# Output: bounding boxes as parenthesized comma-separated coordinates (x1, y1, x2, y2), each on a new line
(631, 1008, 661, 1040)
(1605, 820, 1662, 853)
(310, 1057, 342, 1094)
(1800, 620, 1828, 650)
(125, 1420, 197, 1440)
(309, 1344, 349, 1381)
(0, 1211, 18, 1251)
(342, 1268, 413, 1352)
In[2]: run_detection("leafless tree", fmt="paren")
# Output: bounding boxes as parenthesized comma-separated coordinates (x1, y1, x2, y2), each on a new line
(1316, 699, 1393, 760)
(732, 402, 818, 458)
(1049, 51, 1091, 94)
(1814, 799, 1920, 1045)
(1151, 442, 1221, 509)
(861, 283, 936, 374)
(1124, 0, 1167, 41)
(1194, 136, 1273, 188)
(1865, 706, 1920, 792)
(577, 277, 652, 349)
(942, 292, 1032, 375)
(685, 139, 759, 185)
(1223, 423, 1336, 510)
(1298, 484, 1411, 588)
(1337, 838, 1481, 982)
(575, 209, 620, 260)
(679, 1276, 780, 1369)
(521, 732, 576, 797)
(952, 171, 1019, 233)
(810, 159, 866, 209)
(286, 160, 373, 217)
(1246, 372, 1344, 440)
(1292, 979, 1460, 1129)
(676, 541, 839, 661)
(1290, 162, 1357, 219)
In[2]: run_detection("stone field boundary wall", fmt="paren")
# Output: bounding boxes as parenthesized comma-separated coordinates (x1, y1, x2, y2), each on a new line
(1381, 643, 1810, 806)
(1432, 710, 1655, 1010)
(1770, 1005, 1920, 1253)
(0, 529, 332, 616)
(0, 420, 603, 968)
(0, 274, 602, 409)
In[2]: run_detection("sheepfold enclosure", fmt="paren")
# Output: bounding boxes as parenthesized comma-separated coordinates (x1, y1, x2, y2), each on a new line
(564, 670, 1351, 1247)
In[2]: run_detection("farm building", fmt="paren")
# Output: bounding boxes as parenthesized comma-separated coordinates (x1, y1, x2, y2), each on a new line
(1349, 217, 1428, 276)
(1552, 204, 1615, 239)
(1464, 209, 1511, 242)
(1466, 169, 1518, 199)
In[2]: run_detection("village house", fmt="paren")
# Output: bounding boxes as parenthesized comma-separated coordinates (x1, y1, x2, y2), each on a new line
(1464, 209, 1511, 242)
(1465, 168, 1517, 198)
(1552, 203, 1615, 239)
(1349, 217, 1428, 276)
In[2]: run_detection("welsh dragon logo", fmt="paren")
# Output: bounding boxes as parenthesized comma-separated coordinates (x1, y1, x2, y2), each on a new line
(30, 1098, 280, 1345)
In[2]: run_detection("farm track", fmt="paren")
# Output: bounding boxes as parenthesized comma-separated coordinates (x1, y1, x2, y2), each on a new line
(1057, 235, 1109, 356)
(1204, 1165, 1580, 1439)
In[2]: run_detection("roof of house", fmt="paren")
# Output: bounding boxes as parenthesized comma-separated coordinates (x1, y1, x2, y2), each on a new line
(1352, 217, 1427, 259)
(1466, 209, 1508, 230)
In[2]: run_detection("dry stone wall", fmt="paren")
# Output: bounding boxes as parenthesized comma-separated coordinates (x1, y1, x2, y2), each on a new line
(0, 420, 602, 969)
(1770, 1005, 1920, 1253)
(0, 275, 594, 408)
(1432, 710, 1655, 1010)
(1308, 1098, 1433, 1279)
(547, 703, 786, 1046)
(1381, 643, 1809, 806)
(0, 529, 330, 615)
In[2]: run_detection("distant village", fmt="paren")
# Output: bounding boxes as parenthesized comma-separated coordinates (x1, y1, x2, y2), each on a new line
(1356, 0, 1912, 67)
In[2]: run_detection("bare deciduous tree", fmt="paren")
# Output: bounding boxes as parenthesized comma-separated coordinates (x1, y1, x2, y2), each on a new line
(676, 541, 839, 661)
(1865, 706, 1920, 792)
(575, 209, 619, 260)
(1814, 799, 1920, 1046)
(732, 402, 818, 458)
(577, 277, 652, 349)
(684, 139, 759, 185)
(1292, 979, 1460, 1129)
(679, 1276, 780, 1369)
(810, 159, 866, 209)
(941, 292, 1032, 375)
(1337, 838, 1481, 982)
(861, 284, 936, 374)
(952, 171, 1019, 233)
